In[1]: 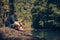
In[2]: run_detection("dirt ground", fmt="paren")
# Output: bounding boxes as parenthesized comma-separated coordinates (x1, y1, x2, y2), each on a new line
(0, 27, 42, 40)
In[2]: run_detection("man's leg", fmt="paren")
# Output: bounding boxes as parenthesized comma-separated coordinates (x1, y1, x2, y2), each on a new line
(10, 24, 15, 29)
(18, 26, 24, 31)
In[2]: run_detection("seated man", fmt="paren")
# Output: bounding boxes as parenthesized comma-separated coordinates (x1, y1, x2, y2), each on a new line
(5, 11, 24, 31)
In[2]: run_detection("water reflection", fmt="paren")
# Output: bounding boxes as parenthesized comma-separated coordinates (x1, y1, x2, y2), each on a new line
(31, 29, 60, 40)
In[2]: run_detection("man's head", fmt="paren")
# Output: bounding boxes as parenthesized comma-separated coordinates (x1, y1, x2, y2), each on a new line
(14, 11, 17, 16)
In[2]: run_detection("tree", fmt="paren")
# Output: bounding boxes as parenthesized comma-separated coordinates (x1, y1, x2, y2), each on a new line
(0, 0, 4, 27)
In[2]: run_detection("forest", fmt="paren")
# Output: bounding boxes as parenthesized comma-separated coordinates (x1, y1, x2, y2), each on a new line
(0, 0, 60, 40)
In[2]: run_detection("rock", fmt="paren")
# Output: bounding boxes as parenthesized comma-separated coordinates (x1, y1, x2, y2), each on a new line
(0, 27, 41, 40)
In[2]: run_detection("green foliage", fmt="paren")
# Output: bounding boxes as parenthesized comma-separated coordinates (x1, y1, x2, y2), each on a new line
(14, 0, 32, 22)
(31, 0, 60, 29)
(1, 0, 60, 29)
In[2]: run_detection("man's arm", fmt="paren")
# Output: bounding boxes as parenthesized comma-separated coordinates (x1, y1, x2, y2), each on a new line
(10, 15, 20, 26)
(14, 21, 20, 26)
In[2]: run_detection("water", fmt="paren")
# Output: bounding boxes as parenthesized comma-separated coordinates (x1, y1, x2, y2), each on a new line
(31, 29, 60, 40)
(45, 30, 60, 40)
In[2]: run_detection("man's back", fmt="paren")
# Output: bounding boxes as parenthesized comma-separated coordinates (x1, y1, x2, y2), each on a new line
(5, 15, 18, 27)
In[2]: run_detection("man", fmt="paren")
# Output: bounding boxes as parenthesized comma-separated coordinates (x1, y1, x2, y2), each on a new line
(5, 11, 24, 31)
